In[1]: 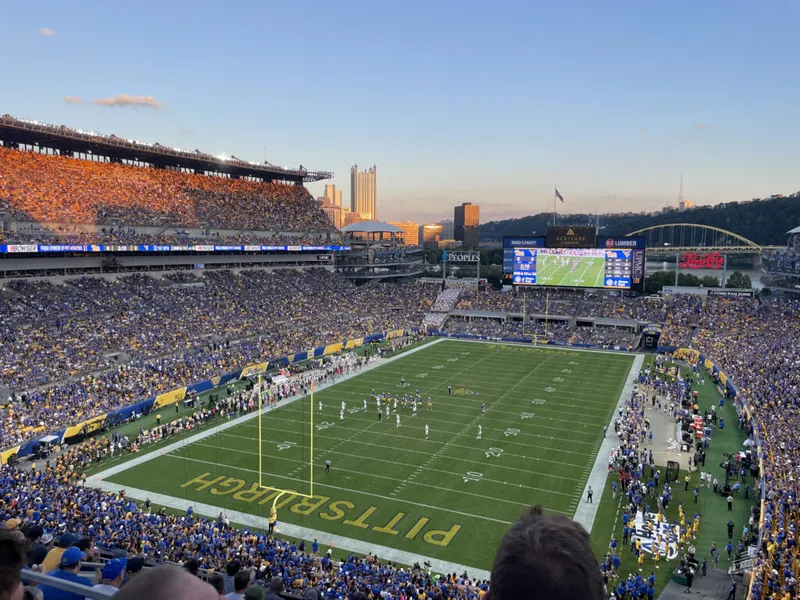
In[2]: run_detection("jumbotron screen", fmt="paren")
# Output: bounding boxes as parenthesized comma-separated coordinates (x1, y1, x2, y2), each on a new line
(511, 247, 635, 288)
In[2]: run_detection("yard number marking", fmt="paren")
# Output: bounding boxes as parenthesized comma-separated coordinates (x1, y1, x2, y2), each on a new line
(316, 422, 334, 431)
(520, 412, 535, 419)
(504, 428, 520, 437)
(485, 447, 504, 458)
(277, 441, 297, 451)
(463, 471, 484, 483)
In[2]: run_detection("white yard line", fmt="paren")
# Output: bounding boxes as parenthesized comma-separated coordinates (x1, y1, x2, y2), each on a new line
(88, 338, 637, 579)
(573, 354, 643, 533)
(451, 338, 638, 357)
(244, 409, 601, 445)
(232, 422, 595, 461)
(220, 429, 587, 470)
(157, 452, 537, 517)
(90, 338, 445, 482)
(93, 480, 492, 581)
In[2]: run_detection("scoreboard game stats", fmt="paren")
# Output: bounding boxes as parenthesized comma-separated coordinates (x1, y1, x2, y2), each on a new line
(502, 229, 645, 291)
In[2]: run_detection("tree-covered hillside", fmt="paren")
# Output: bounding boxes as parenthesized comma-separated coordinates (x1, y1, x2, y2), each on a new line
(480, 193, 800, 245)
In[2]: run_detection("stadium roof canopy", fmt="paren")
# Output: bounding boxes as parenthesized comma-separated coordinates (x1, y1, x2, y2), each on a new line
(0, 115, 332, 183)
(787, 226, 800, 235)
(340, 221, 403, 234)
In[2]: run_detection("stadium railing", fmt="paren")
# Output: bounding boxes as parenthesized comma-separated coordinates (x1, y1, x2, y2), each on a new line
(21, 569, 114, 599)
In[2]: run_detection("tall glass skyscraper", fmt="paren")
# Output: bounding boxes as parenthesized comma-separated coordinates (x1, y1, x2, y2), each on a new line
(350, 164, 377, 220)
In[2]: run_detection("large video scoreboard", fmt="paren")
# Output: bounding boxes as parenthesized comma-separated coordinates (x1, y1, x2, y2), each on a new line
(502, 231, 646, 291)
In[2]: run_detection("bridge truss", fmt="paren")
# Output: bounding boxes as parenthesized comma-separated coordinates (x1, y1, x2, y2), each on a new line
(626, 223, 763, 255)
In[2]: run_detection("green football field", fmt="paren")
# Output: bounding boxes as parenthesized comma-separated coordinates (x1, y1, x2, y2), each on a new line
(535, 254, 606, 287)
(100, 340, 635, 571)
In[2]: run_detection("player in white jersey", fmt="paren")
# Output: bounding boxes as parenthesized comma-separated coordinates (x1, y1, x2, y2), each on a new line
(412, 402, 417, 416)
(396, 413, 400, 428)
(477, 425, 482, 440)
(339, 409, 344, 421)
(318, 401, 323, 414)
(376, 397, 381, 410)
(425, 424, 429, 439)
(363, 398, 367, 410)
(385, 404, 390, 418)
(341, 400, 346, 412)
(393, 397, 397, 410)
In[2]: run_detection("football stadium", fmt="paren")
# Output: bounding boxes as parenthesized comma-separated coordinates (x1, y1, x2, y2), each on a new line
(0, 85, 795, 600)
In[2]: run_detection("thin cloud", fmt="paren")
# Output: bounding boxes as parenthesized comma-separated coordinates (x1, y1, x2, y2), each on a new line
(693, 123, 711, 130)
(39, 28, 56, 36)
(93, 94, 163, 110)
(639, 127, 647, 133)
(63, 96, 83, 104)
(178, 128, 195, 135)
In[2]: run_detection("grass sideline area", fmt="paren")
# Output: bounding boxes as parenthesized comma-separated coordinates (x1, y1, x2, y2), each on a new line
(589, 358, 754, 594)
(83, 336, 432, 464)
(99, 340, 635, 571)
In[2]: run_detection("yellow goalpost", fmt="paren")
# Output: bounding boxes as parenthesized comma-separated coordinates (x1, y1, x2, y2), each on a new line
(257, 376, 316, 522)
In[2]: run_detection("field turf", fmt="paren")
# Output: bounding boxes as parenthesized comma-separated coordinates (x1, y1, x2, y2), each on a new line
(535, 254, 606, 287)
(103, 340, 635, 571)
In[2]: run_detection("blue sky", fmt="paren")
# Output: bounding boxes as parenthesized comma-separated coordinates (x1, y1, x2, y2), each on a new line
(2, 0, 798, 223)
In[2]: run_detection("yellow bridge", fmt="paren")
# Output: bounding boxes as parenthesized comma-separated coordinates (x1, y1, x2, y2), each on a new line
(625, 223, 779, 256)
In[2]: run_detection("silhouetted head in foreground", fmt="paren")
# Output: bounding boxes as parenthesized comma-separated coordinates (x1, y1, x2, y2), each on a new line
(115, 565, 219, 600)
(486, 506, 603, 600)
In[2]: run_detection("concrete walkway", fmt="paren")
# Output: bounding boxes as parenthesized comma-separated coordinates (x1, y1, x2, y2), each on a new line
(574, 354, 644, 533)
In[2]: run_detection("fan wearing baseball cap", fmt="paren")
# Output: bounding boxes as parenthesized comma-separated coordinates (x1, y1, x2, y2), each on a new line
(90, 558, 126, 596)
(38, 546, 93, 600)
(42, 533, 78, 573)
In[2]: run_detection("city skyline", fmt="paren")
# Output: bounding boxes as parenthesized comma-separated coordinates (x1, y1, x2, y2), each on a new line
(350, 164, 377, 220)
(3, 1, 799, 224)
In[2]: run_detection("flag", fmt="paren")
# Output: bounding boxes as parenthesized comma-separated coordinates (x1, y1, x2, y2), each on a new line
(555, 188, 565, 203)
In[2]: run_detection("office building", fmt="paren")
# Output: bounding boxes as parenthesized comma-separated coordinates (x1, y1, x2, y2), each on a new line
(324, 184, 342, 208)
(439, 219, 454, 240)
(419, 224, 443, 247)
(454, 202, 480, 247)
(387, 221, 420, 246)
(318, 200, 343, 228)
(350, 164, 377, 220)
(344, 210, 365, 226)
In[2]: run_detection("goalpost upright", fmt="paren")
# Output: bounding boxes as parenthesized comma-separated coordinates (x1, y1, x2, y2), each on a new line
(256, 374, 316, 517)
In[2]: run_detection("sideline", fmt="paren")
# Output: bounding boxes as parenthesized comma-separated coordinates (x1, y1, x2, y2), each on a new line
(573, 354, 643, 532)
(90, 339, 630, 579)
(451, 337, 638, 356)
(91, 336, 495, 579)
(91, 337, 445, 482)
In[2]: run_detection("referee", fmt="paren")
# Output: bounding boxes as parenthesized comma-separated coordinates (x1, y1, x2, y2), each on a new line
(325, 459, 331, 474)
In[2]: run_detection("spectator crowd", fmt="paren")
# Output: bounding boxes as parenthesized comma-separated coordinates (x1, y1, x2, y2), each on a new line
(454, 289, 668, 323)
(0, 146, 335, 236)
(0, 270, 439, 449)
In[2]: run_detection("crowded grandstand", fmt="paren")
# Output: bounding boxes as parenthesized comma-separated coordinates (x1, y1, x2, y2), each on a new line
(0, 117, 791, 600)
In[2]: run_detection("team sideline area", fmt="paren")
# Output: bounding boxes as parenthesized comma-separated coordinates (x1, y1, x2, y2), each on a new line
(95, 340, 635, 572)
